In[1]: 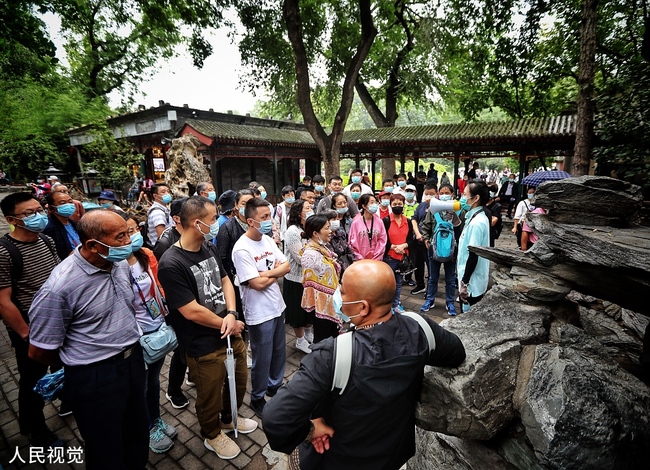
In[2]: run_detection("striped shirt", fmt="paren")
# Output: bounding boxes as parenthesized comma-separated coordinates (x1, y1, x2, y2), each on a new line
(28, 247, 142, 366)
(147, 202, 173, 246)
(0, 234, 60, 323)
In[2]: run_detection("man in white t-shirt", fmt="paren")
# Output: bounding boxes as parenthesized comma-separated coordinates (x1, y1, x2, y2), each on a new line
(231, 198, 290, 418)
(342, 168, 373, 197)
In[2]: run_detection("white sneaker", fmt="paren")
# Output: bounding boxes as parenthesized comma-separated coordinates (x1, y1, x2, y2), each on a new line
(220, 417, 258, 434)
(295, 338, 311, 354)
(204, 431, 241, 460)
(185, 378, 195, 387)
(304, 328, 314, 344)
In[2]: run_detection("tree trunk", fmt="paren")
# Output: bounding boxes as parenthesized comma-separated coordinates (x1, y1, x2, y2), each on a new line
(284, 0, 376, 181)
(573, 0, 598, 176)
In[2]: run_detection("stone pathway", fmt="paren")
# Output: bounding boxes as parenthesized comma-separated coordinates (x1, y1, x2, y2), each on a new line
(0, 190, 521, 469)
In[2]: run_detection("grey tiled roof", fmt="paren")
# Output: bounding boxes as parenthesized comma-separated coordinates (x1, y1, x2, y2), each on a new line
(184, 119, 316, 146)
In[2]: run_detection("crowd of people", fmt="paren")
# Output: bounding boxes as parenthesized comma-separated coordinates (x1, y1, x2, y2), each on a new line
(0, 162, 543, 468)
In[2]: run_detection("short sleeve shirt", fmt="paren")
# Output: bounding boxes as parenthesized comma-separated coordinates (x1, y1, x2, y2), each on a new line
(28, 248, 142, 366)
(232, 234, 287, 325)
(147, 202, 173, 246)
(158, 244, 229, 357)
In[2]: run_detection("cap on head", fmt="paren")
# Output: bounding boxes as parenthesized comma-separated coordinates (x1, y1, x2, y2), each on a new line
(218, 190, 237, 213)
(405, 184, 416, 191)
(98, 190, 117, 201)
(170, 197, 188, 217)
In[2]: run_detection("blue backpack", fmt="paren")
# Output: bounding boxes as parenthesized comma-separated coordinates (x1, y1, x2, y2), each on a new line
(431, 212, 455, 262)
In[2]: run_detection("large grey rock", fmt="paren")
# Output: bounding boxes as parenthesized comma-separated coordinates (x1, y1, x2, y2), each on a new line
(416, 286, 551, 440)
(517, 324, 650, 469)
(534, 176, 643, 226)
(620, 308, 650, 340)
(491, 265, 572, 302)
(409, 428, 515, 470)
(164, 134, 210, 197)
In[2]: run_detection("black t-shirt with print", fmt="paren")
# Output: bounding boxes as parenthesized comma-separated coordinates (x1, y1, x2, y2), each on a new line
(158, 243, 229, 357)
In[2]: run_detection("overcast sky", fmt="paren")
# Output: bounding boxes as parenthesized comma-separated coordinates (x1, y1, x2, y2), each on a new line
(42, 11, 262, 115)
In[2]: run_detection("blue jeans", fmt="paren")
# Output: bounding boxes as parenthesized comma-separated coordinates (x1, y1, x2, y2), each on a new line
(425, 252, 457, 305)
(248, 314, 286, 402)
(145, 355, 165, 429)
(383, 256, 403, 308)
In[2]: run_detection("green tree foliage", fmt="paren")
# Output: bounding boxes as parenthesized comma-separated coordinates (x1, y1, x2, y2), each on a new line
(49, 0, 229, 99)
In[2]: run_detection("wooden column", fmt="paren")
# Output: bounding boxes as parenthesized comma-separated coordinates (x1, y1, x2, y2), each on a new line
(371, 154, 376, 192)
(519, 146, 527, 198)
(453, 146, 461, 195)
(273, 148, 279, 197)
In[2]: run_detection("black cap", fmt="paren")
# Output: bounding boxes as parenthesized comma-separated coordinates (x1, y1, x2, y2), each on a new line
(218, 190, 237, 213)
(170, 197, 187, 217)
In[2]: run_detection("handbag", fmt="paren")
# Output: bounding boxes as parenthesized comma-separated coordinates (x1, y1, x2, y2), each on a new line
(398, 254, 416, 275)
(139, 322, 178, 365)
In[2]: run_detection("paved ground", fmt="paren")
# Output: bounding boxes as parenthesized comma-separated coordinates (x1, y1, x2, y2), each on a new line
(0, 190, 520, 469)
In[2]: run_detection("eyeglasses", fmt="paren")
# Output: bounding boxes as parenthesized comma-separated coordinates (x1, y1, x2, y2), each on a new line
(12, 209, 46, 218)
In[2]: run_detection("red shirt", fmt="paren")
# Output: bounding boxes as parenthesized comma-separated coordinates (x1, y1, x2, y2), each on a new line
(387, 213, 409, 260)
(379, 206, 390, 220)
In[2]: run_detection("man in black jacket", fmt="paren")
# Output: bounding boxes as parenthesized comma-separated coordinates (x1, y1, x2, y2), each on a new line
(497, 173, 520, 218)
(263, 260, 466, 470)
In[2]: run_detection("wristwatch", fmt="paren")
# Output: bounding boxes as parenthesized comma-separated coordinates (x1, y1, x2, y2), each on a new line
(305, 421, 315, 442)
(226, 310, 239, 320)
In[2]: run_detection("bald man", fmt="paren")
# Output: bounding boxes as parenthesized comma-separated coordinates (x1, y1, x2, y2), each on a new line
(263, 260, 466, 470)
(28, 210, 149, 469)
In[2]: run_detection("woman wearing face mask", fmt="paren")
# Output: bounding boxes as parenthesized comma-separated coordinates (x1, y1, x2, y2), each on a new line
(381, 193, 414, 313)
(300, 214, 342, 343)
(457, 180, 491, 310)
(512, 187, 536, 249)
(485, 183, 503, 247)
(323, 208, 354, 276)
(348, 183, 363, 205)
(349, 194, 387, 261)
(420, 183, 464, 315)
(122, 213, 177, 454)
(283, 200, 314, 354)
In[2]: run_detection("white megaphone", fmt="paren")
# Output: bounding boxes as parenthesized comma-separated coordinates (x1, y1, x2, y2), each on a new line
(428, 198, 461, 213)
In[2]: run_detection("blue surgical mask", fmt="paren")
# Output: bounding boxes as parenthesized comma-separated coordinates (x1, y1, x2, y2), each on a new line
(285, 197, 295, 204)
(197, 220, 219, 240)
(161, 194, 172, 204)
(336, 207, 349, 215)
(384, 186, 394, 193)
(332, 287, 363, 323)
(351, 192, 361, 201)
(130, 232, 144, 251)
(305, 211, 315, 219)
(439, 194, 452, 201)
(528, 193, 535, 200)
(398, 181, 406, 187)
(16, 212, 48, 233)
(94, 240, 132, 263)
(351, 176, 361, 184)
(100, 202, 112, 209)
(459, 196, 472, 211)
(314, 185, 324, 192)
(254, 219, 273, 235)
(489, 191, 496, 198)
(207, 191, 217, 201)
(260, 191, 267, 200)
(329, 220, 340, 231)
(405, 193, 415, 201)
(56, 203, 76, 218)
(239, 207, 246, 217)
(367, 204, 379, 214)
(381, 200, 390, 207)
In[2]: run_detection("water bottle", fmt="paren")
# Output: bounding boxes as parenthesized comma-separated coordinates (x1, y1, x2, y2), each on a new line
(461, 302, 471, 313)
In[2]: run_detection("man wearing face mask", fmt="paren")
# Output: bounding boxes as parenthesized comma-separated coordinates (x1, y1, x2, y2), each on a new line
(342, 168, 373, 198)
(158, 196, 256, 460)
(147, 183, 174, 247)
(43, 190, 80, 260)
(0, 193, 63, 449)
(263, 260, 465, 470)
(196, 181, 217, 202)
(28, 210, 149, 469)
(232, 197, 290, 418)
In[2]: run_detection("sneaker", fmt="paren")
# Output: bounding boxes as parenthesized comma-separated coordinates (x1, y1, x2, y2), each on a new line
(204, 432, 240, 460)
(185, 378, 195, 387)
(165, 392, 189, 409)
(149, 426, 173, 453)
(295, 337, 311, 354)
(421, 301, 434, 312)
(446, 303, 457, 316)
(246, 354, 252, 369)
(154, 417, 178, 439)
(58, 400, 73, 417)
(411, 286, 426, 295)
(220, 417, 258, 434)
(394, 304, 405, 314)
(251, 398, 266, 418)
(304, 328, 314, 344)
(266, 385, 280, 398)
(404, 279, 416, 286)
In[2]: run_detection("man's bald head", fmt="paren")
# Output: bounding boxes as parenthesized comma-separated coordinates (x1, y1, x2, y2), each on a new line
(77, 209, 125, 244)
(341, 260, 395, 312)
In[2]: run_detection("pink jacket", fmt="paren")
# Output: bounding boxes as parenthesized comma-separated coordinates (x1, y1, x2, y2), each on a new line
(348, 213, 387, 261)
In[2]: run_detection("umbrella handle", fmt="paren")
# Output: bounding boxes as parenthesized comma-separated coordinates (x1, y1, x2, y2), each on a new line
(227, 335, 231, 349)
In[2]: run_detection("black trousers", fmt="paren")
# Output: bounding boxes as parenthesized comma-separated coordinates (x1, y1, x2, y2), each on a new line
(9, 330, 48, 435)
(412, 240, 428, 289)
(65, 344, 149, 470)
